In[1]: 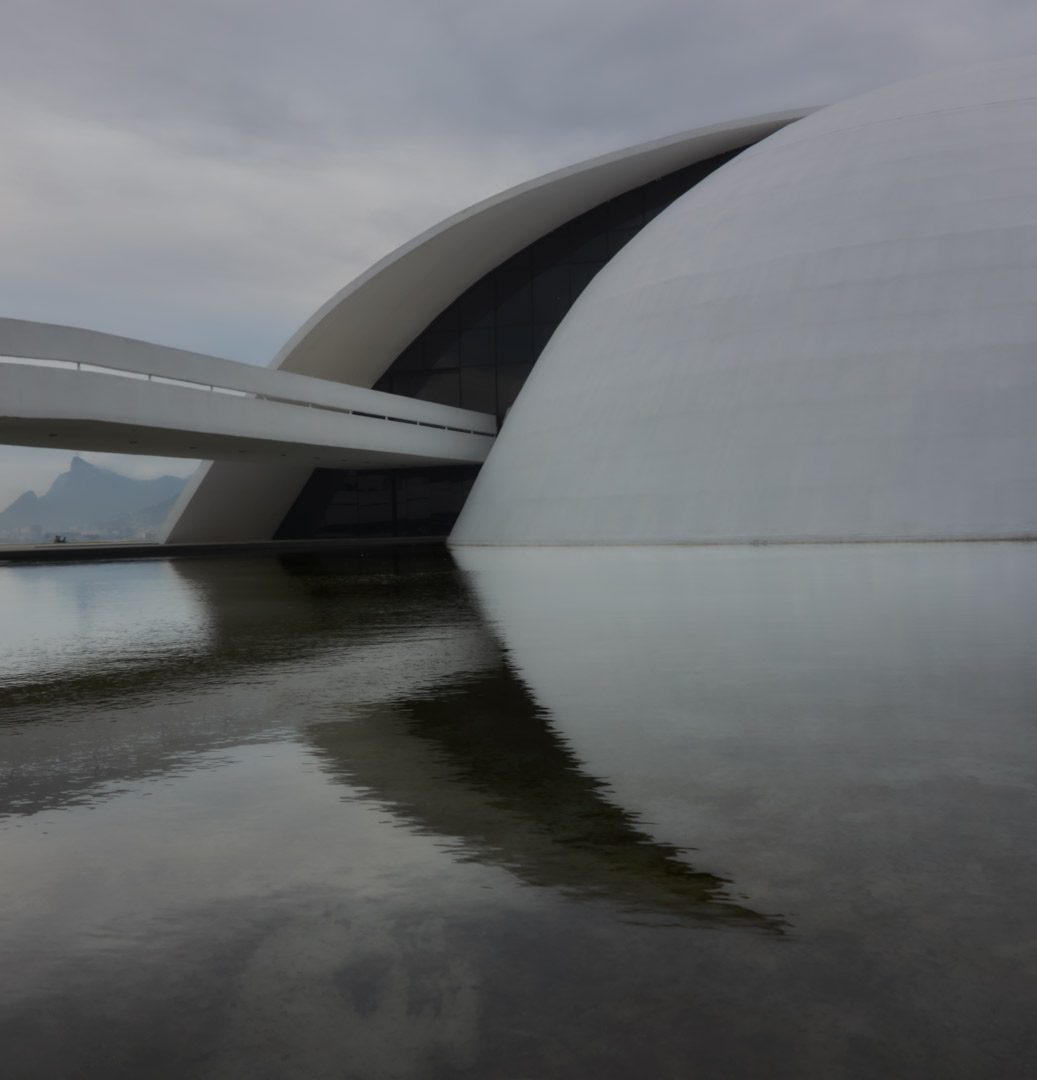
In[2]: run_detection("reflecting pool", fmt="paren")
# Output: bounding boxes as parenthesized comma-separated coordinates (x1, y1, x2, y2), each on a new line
(1, 544, 1036, 1078)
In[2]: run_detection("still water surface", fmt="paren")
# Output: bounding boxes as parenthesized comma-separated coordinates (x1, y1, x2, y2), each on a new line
(1, 544, 1036, 1078)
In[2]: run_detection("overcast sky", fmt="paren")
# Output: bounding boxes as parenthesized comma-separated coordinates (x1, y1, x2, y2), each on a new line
(1, 0, 1035, 507)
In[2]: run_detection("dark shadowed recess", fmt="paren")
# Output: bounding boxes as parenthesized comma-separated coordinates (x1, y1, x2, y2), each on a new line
(275, 148, 746, 540)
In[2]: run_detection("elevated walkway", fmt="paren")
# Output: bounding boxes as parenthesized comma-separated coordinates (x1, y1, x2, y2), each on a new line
(0, 318, 496, 469)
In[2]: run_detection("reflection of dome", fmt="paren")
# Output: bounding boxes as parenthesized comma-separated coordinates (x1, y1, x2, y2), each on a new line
(451, 58, 1037, 544)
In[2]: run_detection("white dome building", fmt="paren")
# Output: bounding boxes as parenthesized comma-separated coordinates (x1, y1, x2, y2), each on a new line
(137, 55, 1037, 547)
(4, 59, 1036, 551)
(451, 57, 1037, 544)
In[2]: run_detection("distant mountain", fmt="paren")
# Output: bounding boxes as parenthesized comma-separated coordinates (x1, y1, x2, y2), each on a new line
(89, 493, 185, 538)
(0, 457, 189, 542)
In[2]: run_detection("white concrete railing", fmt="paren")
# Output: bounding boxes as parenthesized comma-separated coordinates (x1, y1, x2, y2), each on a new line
(0, 354, 252, 394)
(0, 317, 497, 438)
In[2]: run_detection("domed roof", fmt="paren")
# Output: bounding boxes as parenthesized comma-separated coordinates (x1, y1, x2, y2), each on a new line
(451, 57, 1037, 545)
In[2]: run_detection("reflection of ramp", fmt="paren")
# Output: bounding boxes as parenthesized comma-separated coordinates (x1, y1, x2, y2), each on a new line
(0, 552, 496, 818)
(308, 664, 787, 933)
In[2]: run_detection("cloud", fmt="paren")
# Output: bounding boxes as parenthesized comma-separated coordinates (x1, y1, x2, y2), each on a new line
(7, 0, 1032, 149)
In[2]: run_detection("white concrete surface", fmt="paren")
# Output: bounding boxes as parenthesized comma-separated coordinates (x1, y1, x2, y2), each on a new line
(0, 362, 494, 466)
(271, 111, 813, 387)
(451, 57, 1037, 545)
(0, 318, 496, 435)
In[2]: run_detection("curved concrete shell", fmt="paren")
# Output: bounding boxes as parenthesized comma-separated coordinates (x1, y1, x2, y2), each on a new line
(271, 111, 812, 388)
(451, 57, 1037, 545)
(163, 111, 810, 542)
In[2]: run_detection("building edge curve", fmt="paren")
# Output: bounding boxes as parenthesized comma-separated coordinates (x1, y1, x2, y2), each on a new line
(164, 110, 813, 543)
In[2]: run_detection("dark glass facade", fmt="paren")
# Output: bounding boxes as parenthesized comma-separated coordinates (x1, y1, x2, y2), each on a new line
(275, 148, 747, 540)
(275, 465, 481, 540)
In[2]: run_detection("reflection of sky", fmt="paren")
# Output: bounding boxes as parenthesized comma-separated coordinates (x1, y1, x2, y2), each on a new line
(0, 740, 491, 1079)
(0, 559, 213, 688)
(0, 554, 496, 816)
(1, 547, 1037, 1078)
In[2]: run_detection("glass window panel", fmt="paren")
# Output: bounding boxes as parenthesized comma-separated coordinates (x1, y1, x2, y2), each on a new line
(274, 469, 340, 539)
(528, 228, 568, 264)
(570, 263, 602, 301)
(460, 366, 497, 414)
(642, 201, 666, 224)
(533, 324, 556, 357)
(497, 324, 534, 366)
(651, 172, 692, 205)
(425, 328, 460, 369)
(353, 481, 395, 530)
(533, 267, 570, 323)
(459, 327, 495, 366)
(395, 467, 479, 534)
(389, 372, 419, 397)
(394, 474, 429, 526)
(314, 472, 392, 532)
(322, 503, 353, 526)
(392, 371, 461, 407)
(576, 204, 609, 236)
(569, 230, 609, 263)
(496, 363, 534, 414)
(459, 278, 494, 328)
(499, 245, 532, 271)
(495, 271, 532, 325)
(608, 229, 639, 257)
(427, 306, 459, 333)
(392, 339, 425, 371)
(608, 190, 643, 230)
